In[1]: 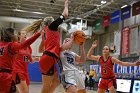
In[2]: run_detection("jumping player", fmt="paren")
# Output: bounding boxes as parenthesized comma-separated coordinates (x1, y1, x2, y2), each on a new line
(38, 0, 69, 93)
(87, 40, 140, 93)
(0, 24, 41, 93)
(12, 31, 39, 93)
(60, 35, 86, 93)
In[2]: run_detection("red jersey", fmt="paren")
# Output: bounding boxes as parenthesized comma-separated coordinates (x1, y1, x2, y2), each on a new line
(43, 26, 60, 57)
(0, 32, 40, 71)
(0, 42, 14, 70)
(99, 56, 115, 78)
(13, 46, 32, 73)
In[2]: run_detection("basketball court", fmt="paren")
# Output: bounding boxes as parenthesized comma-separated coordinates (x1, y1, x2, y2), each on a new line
(1, 0, 140, 93)
(29, 83, 96, 93)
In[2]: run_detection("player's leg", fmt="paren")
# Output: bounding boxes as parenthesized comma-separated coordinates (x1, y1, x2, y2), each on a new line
(26, 74, 30, 93)
(97, 88, 106, 93)
(108, 86, 116, 93)
(62, 70, 77, 93)
(41, 75, 53, 93)
(108, 78, 117, 93)
(97, 79, 107, 93)
(13, 72, 29, 93)
(39, 55, 56, 93)
(77, 89, 86, 93)
(66, 85, 77, 93)
(16, 80, 28, 93)
(10, 80, 18, 93)
(41, 65, 55, 93)
(49, 72, 60, 93)
(76, 71, 86, 93)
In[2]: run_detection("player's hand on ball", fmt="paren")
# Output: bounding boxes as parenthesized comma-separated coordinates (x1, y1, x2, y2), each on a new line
(80, 42, 85, 47)
(92, 40, 97, 48)
(70, 32, 75, 41)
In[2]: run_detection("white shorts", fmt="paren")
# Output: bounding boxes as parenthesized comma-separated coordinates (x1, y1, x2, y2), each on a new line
(62, 70, 85, 90)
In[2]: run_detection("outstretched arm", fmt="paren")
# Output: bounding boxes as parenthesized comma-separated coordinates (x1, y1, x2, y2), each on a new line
(11, 32, 41, 52)
(48, 0, 68, 31)
(62, 0, 68, 18)
(87, 40, 100, 61)
(112, 57, 140, 66)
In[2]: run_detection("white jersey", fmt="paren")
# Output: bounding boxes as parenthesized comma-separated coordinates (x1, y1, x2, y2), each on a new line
(60, 50, 85, 90)
(60, 50, 78, 71)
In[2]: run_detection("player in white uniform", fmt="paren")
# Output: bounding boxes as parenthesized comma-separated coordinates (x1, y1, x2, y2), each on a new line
(60, 37, 86, 93)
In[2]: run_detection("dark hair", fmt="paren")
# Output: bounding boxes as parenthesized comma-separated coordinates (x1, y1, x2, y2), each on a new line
(6, 28, 14, 35)
(0, 28, 15, 42)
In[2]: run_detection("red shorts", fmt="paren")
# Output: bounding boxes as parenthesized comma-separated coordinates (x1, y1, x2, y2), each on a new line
(0, 72, 16, 93)
(12, 72, 30, 85)
(98, 77, 117, 90)
(39, 54, 57, 75)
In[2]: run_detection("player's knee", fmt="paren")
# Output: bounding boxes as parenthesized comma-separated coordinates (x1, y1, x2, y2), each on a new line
(42, 83, 51, 87)
(77, 89, 86, 93)
(67, 90, 77, 93)
(20, 89, 29, 93)
(109, 88, 116, 93)
(66, 86, 77, 93)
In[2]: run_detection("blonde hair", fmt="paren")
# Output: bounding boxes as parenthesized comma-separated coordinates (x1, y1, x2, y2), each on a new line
(42, 17, 54, 26)
(21, 19, 43, 33)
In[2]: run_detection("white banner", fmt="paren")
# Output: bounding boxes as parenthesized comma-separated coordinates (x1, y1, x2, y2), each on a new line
(130, 26, 138, 54)
(114, 30, 121, 56)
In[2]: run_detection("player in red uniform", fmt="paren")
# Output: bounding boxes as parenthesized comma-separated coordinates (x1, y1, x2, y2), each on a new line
(38, 0, 69, 93)
(12, 31, 39, 93)
(87, 40, 140, 93)
(0, 26, 41, 93)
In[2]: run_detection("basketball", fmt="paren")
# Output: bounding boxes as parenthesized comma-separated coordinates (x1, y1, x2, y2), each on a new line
(74, 30, 86, 45)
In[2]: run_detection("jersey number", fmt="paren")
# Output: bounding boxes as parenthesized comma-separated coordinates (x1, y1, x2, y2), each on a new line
(24, 56, 29, 62)
(67, 57, 74, 65)
(0, 47, 4, 56)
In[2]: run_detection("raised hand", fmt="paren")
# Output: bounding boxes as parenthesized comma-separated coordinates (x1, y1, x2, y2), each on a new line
(91, 40, 98, 48)
(64, 0, 68, 7)
(62, 0, 68, 18)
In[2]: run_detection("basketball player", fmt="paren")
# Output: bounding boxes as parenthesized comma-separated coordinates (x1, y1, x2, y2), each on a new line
(12, 31, 39, 93)
(60, 36, 86, 93)
(0, 27, 41, 93)
(38, 0, 69, 93)
(87, 40, 140, 93)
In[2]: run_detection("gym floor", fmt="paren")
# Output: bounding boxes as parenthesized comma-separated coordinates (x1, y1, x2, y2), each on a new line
(29, 83, 97, 93)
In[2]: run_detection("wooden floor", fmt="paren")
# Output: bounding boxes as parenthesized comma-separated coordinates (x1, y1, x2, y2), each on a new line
(29, 83, 97, 93)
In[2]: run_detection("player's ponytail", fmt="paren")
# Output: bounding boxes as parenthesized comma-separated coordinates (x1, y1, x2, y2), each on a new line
(21, 19, 43, 33)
